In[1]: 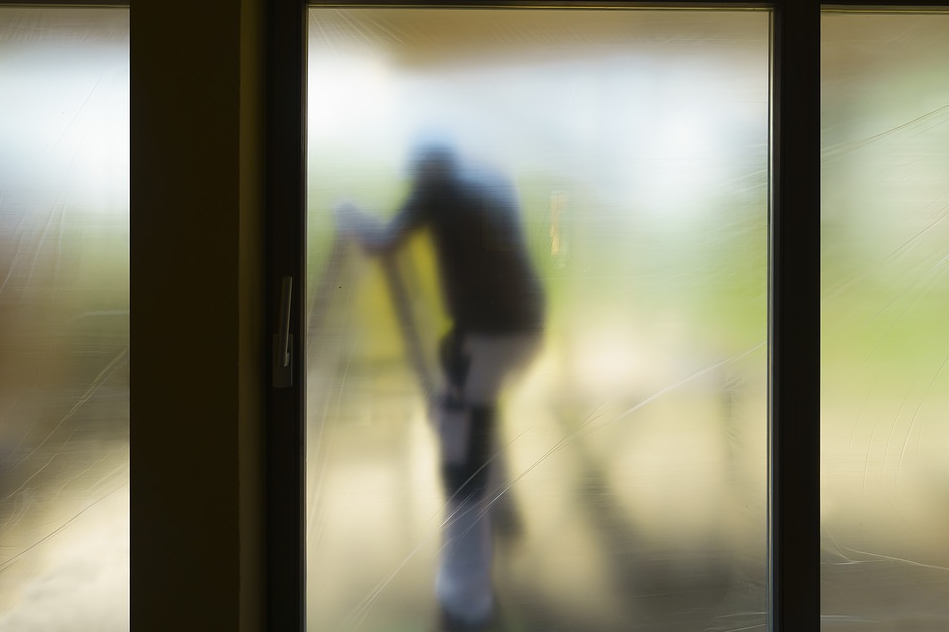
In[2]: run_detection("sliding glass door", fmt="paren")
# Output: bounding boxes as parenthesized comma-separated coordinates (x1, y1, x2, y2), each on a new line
(304, 8, 769, 631)
(821, 11, 949, 629)
(0, 7, 129, 631)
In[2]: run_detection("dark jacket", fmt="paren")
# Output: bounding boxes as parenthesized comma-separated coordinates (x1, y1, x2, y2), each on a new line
(392, 165, 545, 334)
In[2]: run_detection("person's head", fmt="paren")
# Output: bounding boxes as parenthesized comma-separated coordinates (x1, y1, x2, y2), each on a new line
(409, 135, 458, 187)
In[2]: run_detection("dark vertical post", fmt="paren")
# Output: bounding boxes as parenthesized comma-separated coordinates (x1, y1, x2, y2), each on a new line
(267, 0, 308, 630)
(132, 0, 268, 629)
(769, 2, 821, 631)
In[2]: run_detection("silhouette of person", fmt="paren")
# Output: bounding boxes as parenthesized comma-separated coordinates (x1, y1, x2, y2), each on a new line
(335, 138, 544, 629)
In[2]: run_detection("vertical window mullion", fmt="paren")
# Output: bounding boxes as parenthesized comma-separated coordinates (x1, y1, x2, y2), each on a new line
(769, 2, 821, 631)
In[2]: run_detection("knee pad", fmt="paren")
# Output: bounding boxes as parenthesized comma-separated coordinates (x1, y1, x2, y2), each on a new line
(440, 405, 495, 501)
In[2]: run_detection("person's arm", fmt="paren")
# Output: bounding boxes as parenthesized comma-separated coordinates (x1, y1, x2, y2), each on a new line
(334, 195, 423, 255)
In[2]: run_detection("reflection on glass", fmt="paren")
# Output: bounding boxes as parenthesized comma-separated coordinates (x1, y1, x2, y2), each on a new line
(0, 8, 129, 631)
(821, 13, 949, 629)
(307, 9, 768, 631)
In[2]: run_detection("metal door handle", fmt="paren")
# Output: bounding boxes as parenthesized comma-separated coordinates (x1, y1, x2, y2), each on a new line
(273, 275, 293, 387)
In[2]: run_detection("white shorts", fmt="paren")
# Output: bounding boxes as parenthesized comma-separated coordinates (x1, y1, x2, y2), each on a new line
(453, 332, 541, 405)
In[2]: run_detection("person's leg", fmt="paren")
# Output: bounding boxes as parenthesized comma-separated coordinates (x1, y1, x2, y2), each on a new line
(434, 331, 494, 626)
(434, 332, 540, 626)
(436, 404, 495, 627)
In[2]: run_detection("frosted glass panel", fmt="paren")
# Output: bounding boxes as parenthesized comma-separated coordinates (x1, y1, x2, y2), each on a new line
(822, 13, 949, 630)
(0, 8, 129, 631)
(307, 9, 768, 631)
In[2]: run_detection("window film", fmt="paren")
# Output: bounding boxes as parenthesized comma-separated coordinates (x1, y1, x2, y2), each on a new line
(0, 8, 129, 631)
(821, 12, 949, 629)
(307, 9, 769, 630)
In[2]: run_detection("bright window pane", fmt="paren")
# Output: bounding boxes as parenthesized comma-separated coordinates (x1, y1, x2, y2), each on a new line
(0, 8, 129, 631)
(307, 9, 769, 630)
(821, 12, 949, 629)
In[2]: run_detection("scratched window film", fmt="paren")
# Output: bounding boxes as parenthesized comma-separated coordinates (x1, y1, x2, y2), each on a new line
(0, 8, 129, 631)
(306, 9, 769, 631)
(821, 13, 949, 630)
